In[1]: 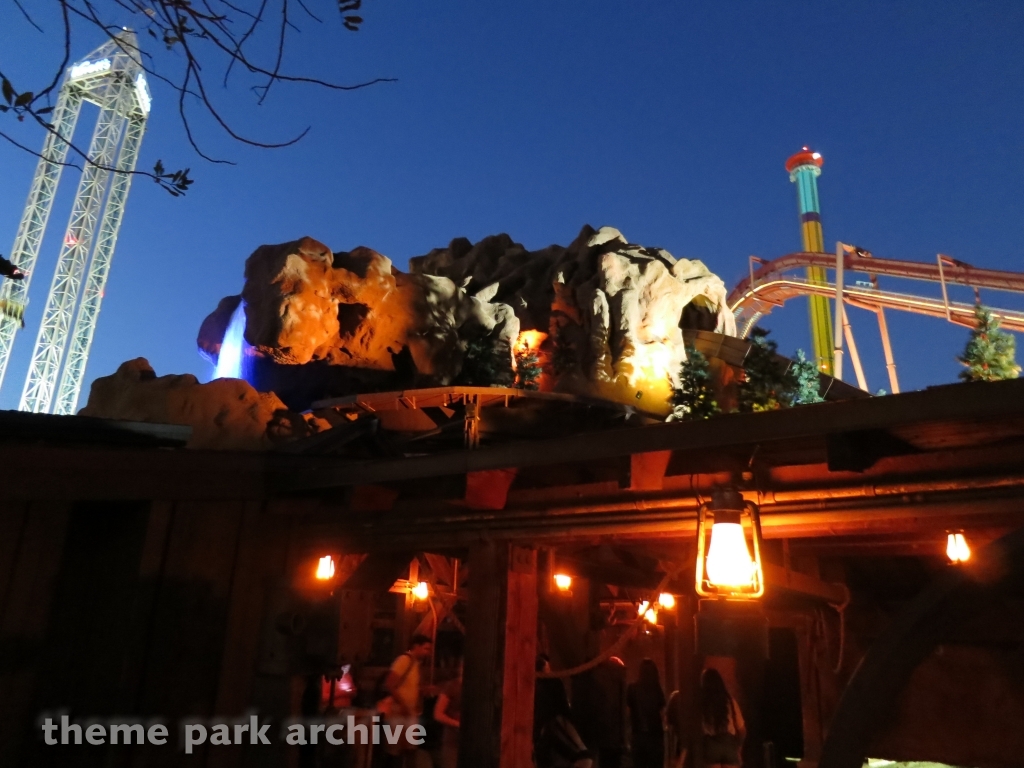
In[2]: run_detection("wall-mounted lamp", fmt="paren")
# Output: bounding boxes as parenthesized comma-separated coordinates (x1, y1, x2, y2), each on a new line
(553, 573, 573, 592)
(658, 593, 676, 610)
(695, 488, 765, 599)
(411, 581, 430, 600)
(315, 555, 336, 581)
(946, 531, 971, 564)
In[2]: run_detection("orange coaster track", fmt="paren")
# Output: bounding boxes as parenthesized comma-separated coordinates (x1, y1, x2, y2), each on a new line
(729, 251, 1024, 339)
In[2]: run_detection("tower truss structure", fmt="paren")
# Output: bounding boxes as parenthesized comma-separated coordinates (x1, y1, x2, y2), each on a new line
(0, 31, 150, 414)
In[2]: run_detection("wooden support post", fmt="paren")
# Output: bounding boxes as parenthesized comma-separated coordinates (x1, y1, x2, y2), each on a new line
(460, 541, 538, 768)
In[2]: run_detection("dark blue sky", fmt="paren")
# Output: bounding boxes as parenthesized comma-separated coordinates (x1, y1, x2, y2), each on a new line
(1, 1, 1022, 410)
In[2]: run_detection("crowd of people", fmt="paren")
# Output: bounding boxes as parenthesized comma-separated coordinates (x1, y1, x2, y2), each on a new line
(307, 636, 745, 768)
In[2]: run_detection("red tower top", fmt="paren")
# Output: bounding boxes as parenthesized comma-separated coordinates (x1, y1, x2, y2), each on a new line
(785, 146, 824, 173)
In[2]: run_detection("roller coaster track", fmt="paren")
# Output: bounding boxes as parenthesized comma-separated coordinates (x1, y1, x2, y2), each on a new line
(729, 250, 1024, 339)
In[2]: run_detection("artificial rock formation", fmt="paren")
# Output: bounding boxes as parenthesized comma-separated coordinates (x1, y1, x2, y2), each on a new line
(412, 225, 736, 407)
(79, 358, 311, 450)
(198, 237, 520, 388)
(198, 226, 737, 412)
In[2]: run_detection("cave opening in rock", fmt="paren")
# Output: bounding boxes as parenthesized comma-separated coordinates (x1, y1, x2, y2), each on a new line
(337, 302, 370, 338)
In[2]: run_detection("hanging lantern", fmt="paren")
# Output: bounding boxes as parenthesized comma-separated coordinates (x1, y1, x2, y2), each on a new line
(315, 555, 336, 581)
(695, 488, 765, 599)
(946, 531, 971, 564)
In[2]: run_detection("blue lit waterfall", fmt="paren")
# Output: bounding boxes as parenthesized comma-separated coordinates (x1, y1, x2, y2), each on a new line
(214, 301, 251, 381)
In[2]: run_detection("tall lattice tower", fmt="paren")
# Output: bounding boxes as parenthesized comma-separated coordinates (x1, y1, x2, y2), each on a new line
(0, 30, 149, 414)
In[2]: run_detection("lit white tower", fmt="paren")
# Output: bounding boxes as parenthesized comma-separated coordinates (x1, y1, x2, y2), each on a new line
(0, 30, 150, 414)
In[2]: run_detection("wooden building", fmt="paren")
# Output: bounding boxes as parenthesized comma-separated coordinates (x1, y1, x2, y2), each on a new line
(2, 379, 1023, 768)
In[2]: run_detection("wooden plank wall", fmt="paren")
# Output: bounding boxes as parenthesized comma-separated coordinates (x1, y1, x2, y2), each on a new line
(0, 497, 294, 768)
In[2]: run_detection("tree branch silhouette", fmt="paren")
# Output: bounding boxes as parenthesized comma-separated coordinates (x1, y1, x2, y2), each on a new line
(1, 0, 394, 196)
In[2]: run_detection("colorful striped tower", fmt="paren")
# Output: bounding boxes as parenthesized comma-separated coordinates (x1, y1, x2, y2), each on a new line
(786, 147, 834, 374)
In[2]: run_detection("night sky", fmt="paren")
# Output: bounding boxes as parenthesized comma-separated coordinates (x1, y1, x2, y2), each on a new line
(1, 1, 1021, 410)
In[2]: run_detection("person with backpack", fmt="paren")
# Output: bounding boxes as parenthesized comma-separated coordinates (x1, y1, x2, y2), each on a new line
(379, 635, 433, 767)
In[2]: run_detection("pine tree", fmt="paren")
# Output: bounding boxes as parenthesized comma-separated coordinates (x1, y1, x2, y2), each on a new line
(457, 337, 515, 387)
(789, 349, 824, 405)
(738, 327, 792, 412)
(957, 304, 1020, 382)
(670, 344, 720, 420)
(514, 347, 542, 390)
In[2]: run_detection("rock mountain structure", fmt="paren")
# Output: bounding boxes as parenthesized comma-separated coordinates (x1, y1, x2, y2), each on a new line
(197, 225, 736, 412)
(83, 226, 739, 449)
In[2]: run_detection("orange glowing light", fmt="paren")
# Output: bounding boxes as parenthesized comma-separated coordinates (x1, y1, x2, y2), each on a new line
(316, 555, 336, 580)
(412, 581, 430, 600)
(553, 573, 573, 591)
(643, 607, 658, 625)
(637, 600, 650, 616)
(515, 330, 547, 353)
(695, 489, 765, 600)
(706, 520, 756, 589)
(946, 532, 971, 564)
(658, 592, 676, 609)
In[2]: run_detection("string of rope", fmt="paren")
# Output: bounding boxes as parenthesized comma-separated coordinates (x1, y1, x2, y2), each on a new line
(537, 572, 674, 680)
(831, 584, 851, 675)
(537, 620, 641, 679)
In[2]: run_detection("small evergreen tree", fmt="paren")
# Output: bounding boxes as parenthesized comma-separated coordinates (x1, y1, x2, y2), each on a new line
(514, 347, 542, 390)
(789, 349, 824, 405)
(957, 304, 1020, 382)
(457, 336, 514, 387)
(670, 344, 720, 420)
(738, 327, 793, 412)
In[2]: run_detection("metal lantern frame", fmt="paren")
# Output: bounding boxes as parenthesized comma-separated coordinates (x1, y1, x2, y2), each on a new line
(695, 491, 766, 600)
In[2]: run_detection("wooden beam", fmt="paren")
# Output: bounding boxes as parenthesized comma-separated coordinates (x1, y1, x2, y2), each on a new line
(277, 378, 1024, 490)
(500, 546, 538, 768)
(459, 542, 538, 768)
(763, 562, 848, 605)
(0, 444, 267, 501)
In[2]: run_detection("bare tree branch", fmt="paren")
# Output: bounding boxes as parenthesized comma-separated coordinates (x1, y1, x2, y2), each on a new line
(1, 0, 395, 196)
(11, 0, 44, 33)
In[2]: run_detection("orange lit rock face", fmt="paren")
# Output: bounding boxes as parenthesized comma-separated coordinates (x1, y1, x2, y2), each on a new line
(210, 237, 519, 382)
(197, 226, 737, 413)
(79, 357, 302, 450)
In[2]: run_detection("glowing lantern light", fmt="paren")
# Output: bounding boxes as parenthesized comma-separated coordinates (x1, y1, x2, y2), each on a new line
(316, 555, 336, 581)
(643, 607, 658, 625)
(706, 521, 755, 588)
(696, 488, 765, 599)
(658, 592, 676, 610)
(515, 330, 548, 354)
(553, 573, 573, 591)
(946, 532, 971, 564)
(637, 600, 650, 616)
(412, 581, 430, 600)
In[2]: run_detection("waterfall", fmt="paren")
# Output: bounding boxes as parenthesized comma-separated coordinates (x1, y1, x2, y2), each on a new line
(214, 301, 250, 381)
